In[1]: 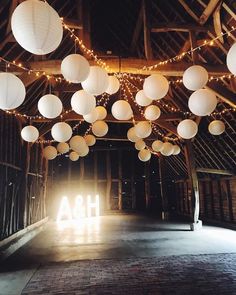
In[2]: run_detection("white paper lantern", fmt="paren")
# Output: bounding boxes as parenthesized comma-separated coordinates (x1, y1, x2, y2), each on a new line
(226, 43, 236, 75)
(61, 54, 90, 83)
(135, 139, 146, 150)
(111, 100, 133, 121)
(51, 122, 72, 143)
(188, 89, 217, 116)
(144, 105, 161, 121)
(71, 90, 96, 115)
(81, 66, 109, 95)
(138, 149, 151, 162)
(21, 126, 39, 142)
(127, 127, 140, 142)
(38, 94, 62, 119)
(84, 134, 96, 146)
(172, 145, 181, 155)
(83, 108, 98, 123)
(0, 73, 26, 110)
(11, 0, 63, 55)
(151, 140, 163, 152)
(78, 145, 89, 157)
(96, 106, 107, 120)
(183, 65, 209, 91)
(43, 146, 57, 160)
(177, 119, 198, 139)
(135, 121, 152, 138)
(208, 120, 225, 135)
(92, 121, 108, 137)
(161, 142, 174, 156)
(143, 74, 169, 100)
(57, 142, 69, 154)
(69, 136, 87, 153)
(69, 151, 79, 161)
(135, 90, 152, 107)
(106, 76, 120, 95)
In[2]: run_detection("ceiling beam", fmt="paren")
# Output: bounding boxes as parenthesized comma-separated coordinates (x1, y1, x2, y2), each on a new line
(63, 17, 83, 30)
(142, 0, 153, 60)
(131, 3, 143, 53)
(205, 83, 236, 108)
(199, 0, 222, 25)
(152, 23, 210, 33)
(196, 167, 235, 176)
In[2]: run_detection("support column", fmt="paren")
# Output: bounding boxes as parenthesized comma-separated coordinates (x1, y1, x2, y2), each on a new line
(106, 151, 111, 210)
(145, 161, 150, 210)
(118, 150, 122, 210)
(159, 155, 168, 220)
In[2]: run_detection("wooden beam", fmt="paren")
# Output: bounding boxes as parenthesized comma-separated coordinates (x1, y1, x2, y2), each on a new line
(131, 4, 143, 53)
(19, 72, 41, 87)
(152, 23, 209, 33)
(199, 0, 221, 25)
(63, 17, 82, 30)
(142, 0, 153, 60)
(213, 4, 224, 43)
(196, 167, 235, 176)
(178, 0, 199, 22)
(205, 83, 236, 108)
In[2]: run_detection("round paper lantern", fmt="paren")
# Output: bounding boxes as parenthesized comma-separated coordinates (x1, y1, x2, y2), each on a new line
(208, 120, 225, 135)
(135, 139, 146, 150)
(138, 149, 151, 162)
(161, 142, 174, 156)
(127, 127, 140, 142)
(0, 73, 26, 110)
(183, 65, 208, 91)
(69, 151, 79, 161)
(144, 105, 161, 121)
(106, 76, 120, 95)
(92, 121, 108, 137)
(43, 146, 57, 160)
(172, 145, 181, 155)
(143, 74, 169, 100)
(57, 142, 69, 154)
(111, 100, 133, 120)
(96, 106, 107, 120)
(81, 66, 109, 95)
(21, 126, 39, 142)
(11, 0, 63, 55)
(135, 90, 152, 107)
(152, 140, 163, 152)
(78, 145, 89, 157)
(83, 108, 98, 123)
(188, 89, 217, 116)
(69, 136, 87, 153)
(226, 43, 236, 75)
(51, 122, 72, 143)
(61, 54, 90, 83)
(71, 90, 96, 115)
(177, 119, 198, 139)
(84, 134, 96, 146)
(135, 121, 152, 138)
(38, 94, 62, 119)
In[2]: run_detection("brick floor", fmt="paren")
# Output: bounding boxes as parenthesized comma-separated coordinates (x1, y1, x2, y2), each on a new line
(22, 253, 236, 295)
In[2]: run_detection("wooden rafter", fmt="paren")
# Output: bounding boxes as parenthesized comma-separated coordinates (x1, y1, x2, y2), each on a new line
(196, 167, 235, 176)
(199, 0, 222, 25)
(152, 23, 210, 33)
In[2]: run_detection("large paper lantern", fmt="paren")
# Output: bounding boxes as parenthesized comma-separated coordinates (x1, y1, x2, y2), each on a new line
(183, 65, 208, 91)
(226, 43, 236, 75)
(38, 94, 62, 119)
(69, 136, 87, 153)
(135, 139, 146, 150)
(81, 66, 109, 95)
(43, 146, 57, 160)
(127, 127, 140, 142)
(84, 134, 96, 146)
(135, 121, 152, 138)
(51, 122, 72, 142)
(0, 73, 26, 110)
(208, 120, 225, 135)
(138, 149, 151, 162)
(172, 145, 181, 155)
(106, 76, 120, 95)
(92, 121, 108, 137)
(21, 126, 39, 142)
(161, 142, 174, 156)
(69, 151, 79, 161)
(152, 140, 163, 152)
(143, 74, 169, 100)
(57, 142, 69, 154)
(135, 90, 152, 107)
(83, 108, 98, 123)
(188, 89, 217, 116)
(111, 100, 133, 120)
(177, 119, 198, 139)
(71, 90, 96, 115)
(78, 145, 89, 157)
(11, 0, 63, 55)
(61, 54, 90, 83)
(96, 106, 107, 120)
(144, 105, 161, 121)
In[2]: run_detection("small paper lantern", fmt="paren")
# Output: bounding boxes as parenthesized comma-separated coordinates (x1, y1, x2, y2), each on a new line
(188, 89, 217, 116)
(111, 100, 133, 120)
(51, 122, 72, 142)
(172, 145, 181, 155)
(138, 149, 151, 162)
(69, 151, 79, 161)
(161, 142, 174, 156)
(57, 142, 69, 154)
(61, 54, 90, 83)
(81, 66, 109, 95)
(71, 90, 96, 115)
(78, 145, 89, 157)
(92, 121, 108, 137)
(135, 90, 152, 107)
(38, 94, 62, 119)
(144, 105, 161, 121)
(96, 106, 107, 120)
(183, 65, 208, 91)
(208, 120, 225, 135)
(11, 0, 63, 55)
(84, 134, 96, 146)
(21, 126, 39, 142)
(43, 146, 57, 160)
(226, 43, 236, 75)
(152, 140, 163, 152)
(135, 139, 146, 150)
(69, 136, 87, 153)
(0, 73, 26, 110)
(83, 108, 98, 123)
(127, 127, 140, 142)
(135, 121, 152, 138)
(106, 76, 120, 94)
(177, 119, 198, 139)
(143, 74, 169, 100)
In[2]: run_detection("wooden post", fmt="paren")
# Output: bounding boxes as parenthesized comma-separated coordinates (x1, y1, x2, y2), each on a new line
(118, 150, 122, 210)
(94, 151, 98, 194)
(144, 161, 150, 210)
(106, 151, 111, 210)
(159, 155, 168, 220)
(142, 0, 153, 60)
